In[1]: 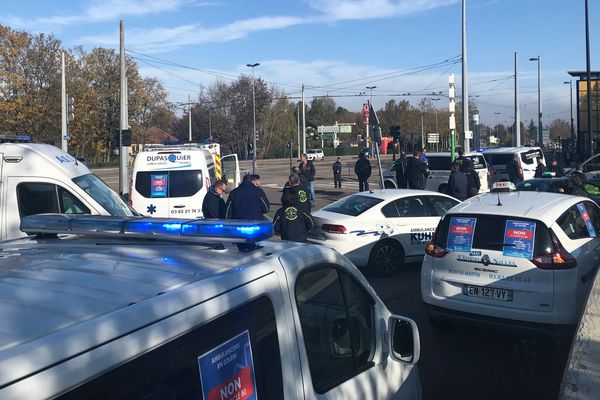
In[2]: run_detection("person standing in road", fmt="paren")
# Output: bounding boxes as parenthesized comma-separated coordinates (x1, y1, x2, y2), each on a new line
(299, 154, 316, 206)
(225, 174, 270, 220)
(463, 159, 481, 197)
(549, 158, 564, 177)
(355, 151, 372, 192)
(394, 152, 408, 188)
(202, 180, 227, 219)
(273, 188, 314, 243)
(406, 150, 427, 189)
(534, 158, 547, 178)
(506, 154, 523, 185)
(447, 162, 468, 200)
(332, 157, 343, 189)
(566, 174, 587, 197)
(283, 173, 311, 215)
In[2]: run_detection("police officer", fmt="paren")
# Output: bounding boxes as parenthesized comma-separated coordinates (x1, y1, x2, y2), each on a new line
(534, 158, 546, 178)
(354, 151, 372, 192)
(225, 174, 270, 220)
(463, 158, 481, 197)
(283, 173, 311, 215)
(394, 152, 408, 188)
(202, 179, 227, 218)
(332, 157, 342, 189)
(273, 189, 314, 243)
(406, 150, 427, 189)
(506, 154, 523, 184)
(299, 154, 316, 206)
(447, 161, 468, 200)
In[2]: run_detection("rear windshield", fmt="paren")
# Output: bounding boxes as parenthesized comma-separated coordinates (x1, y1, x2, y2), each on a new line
(135, 170, 204, 198)
(484, 154, 514, 167)
(434, 214, 553, 257)
(322, 195, 383, 216)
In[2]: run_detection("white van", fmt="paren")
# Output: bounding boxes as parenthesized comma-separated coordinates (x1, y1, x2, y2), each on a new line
(383, 152, 489, 193)
(0, 214, 422, 399)
(0, 140, 136, 241)
(131, 145, 239, 218)
(483, 147, 545, 181)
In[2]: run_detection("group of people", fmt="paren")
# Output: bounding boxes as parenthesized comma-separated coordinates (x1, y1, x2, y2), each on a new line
(446, 156, 481, 201)
(392, 149, 430, 190)
(201, 153, 317, 245)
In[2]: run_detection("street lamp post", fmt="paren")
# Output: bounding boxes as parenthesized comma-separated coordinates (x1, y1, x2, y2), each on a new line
(366, 86, 376, 150)
(529, 56, 542, 147)
(564, 80, 575, 140)
(247, 62, 260, 174)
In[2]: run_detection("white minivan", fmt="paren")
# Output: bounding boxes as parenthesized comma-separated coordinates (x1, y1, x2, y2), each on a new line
(0, 214, 422, 399)
(0, 140, 137, 241)
(483, 147, 545, 181)
(131, 145, 237, 218)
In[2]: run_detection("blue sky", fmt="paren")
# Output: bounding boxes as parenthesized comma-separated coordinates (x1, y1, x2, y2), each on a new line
(1, 0, 598, 127)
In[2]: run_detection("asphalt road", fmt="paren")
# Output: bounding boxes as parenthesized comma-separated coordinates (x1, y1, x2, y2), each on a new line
(94, 155, 571, 400)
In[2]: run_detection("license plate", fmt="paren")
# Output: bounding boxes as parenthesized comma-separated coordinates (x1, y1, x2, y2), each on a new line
(463, 285, 513, 302)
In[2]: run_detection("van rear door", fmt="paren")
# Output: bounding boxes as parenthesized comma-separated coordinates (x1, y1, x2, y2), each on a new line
(221, 154, 240, 191)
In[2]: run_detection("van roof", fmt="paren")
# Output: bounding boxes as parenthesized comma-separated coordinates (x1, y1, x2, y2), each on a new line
(482, 146, 542, 154)
(447, 191, 585, 225)
(0, 143, 90, 178)
(0, 235, 343, 387)
(423, 152, 483, 157)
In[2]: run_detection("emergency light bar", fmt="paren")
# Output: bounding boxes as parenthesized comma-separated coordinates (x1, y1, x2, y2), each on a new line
(20, 214, 273, 244)
(0, 135, 31, 143)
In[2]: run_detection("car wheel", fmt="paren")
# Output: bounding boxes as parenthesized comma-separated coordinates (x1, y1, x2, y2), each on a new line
(384, 180, 396, 189)
(368, 240, 405, 276)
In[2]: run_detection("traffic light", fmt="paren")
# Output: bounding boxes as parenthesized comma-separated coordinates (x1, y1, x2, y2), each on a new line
(67, 96, 74, 122)
(392, 125, 401, 142)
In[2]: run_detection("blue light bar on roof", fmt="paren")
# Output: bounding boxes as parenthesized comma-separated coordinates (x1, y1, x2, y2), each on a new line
(20, 215, 273, 244)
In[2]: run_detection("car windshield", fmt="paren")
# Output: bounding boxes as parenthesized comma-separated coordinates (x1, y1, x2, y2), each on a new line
(72, 174, 137, 216)
(322, 195, 383, 216)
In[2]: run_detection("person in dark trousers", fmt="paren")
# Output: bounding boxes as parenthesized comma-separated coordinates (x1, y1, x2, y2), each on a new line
(283, 173, 311, 215)
(299, 154, 316, 206)
(406, 151, 427, 189)
(273, 189, 314, 243)
(354, 152, 372, 192)
(394, 152, 408, 188)
(202, 179, 227, 219)
(549, 158, 564, 177)
(332, 157, 343, 188)
(534, 159, 546, 178)
(463, 159, 481, 197)
(447, 162, 468, 200)
(225, 174, 270, 220)
(506, 154, 523, 185)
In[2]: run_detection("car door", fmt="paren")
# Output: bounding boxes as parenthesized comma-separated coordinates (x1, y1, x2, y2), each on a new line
(293, 265, 418, 400)
(382, 196, 441, 257)
(221, 153, 240, 191)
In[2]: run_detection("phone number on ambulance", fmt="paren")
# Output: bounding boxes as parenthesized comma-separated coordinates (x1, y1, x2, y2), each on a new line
(170, 209, 201, 214)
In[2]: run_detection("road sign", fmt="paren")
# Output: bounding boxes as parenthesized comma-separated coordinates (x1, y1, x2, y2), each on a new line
(317, 125, 339, 133)
(321, 133, 335, 140)
(63, 135, 71, 141)
(339, 125, 352, 133)
(427, 133, 440, 143)
(465, 130, 473, 139)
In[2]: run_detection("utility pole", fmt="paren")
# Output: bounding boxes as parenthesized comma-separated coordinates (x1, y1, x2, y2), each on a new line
(61, 52, 67, 152)
(462, 0, 470, 152)
(297, 102, 301, 159)
(119, 21, 130, 198)
(449, 74, 457, 161)
(302, 84, 306, 155)
(514, 52, 521, 147)
(585, 0, 593, 157)
(188, 94, 192, 142)
(209, 110, 212, 140)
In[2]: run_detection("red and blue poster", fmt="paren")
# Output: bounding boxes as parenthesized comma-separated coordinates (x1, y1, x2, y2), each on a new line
(447, 217, 477, 252)
(198, 330, 257, 400)
(577, 203, 597, 238)
(151, 174, 167, 198)
(503, 220, 536, 259)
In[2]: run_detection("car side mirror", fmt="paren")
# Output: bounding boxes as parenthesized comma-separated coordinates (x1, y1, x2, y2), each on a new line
(389, 316, 420, 365)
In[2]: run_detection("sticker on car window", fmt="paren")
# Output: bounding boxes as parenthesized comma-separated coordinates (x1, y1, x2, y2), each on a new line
(577, 203, 596, 238)
(151, 174, 167, 198)
(502, 220, 536, 259)
(447, 217, 477, 252)
(197, 330, 257, 400)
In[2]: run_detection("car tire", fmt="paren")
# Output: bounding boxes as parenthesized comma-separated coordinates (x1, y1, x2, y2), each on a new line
(368, 240, 405, 277)
(384, 180, 397, 189)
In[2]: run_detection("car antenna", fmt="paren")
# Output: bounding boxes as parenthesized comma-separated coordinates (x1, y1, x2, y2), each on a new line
(496, 192, 502, 206)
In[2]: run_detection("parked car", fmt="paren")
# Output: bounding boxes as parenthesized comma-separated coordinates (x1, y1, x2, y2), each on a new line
(422, 190, 600, 337)
(516, 177, 600, 206)
(306, 148, 324, 161)
(483, 147, 545, 181)
(309, 189, 459, 276)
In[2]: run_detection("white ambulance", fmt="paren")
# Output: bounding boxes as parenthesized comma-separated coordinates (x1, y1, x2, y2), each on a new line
(0, 137, 137, 241)
(130, 144, 240, 218)
(0, 214, 422, 399)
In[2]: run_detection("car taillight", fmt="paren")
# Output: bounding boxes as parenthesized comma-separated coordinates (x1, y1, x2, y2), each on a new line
(531, 230, 577, 270)
(425, 241, 447, 258)
(321, 224, 347, 234)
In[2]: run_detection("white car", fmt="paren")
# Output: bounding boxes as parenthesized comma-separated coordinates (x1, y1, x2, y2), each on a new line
(421, 190, 600, 336)
(309, 189, 460, 276)
(306, 148, 324, 161)
(483, 146, 545, 181)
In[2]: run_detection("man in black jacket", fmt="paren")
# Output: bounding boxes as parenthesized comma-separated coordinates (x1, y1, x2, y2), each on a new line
(406, 151, 427, 189)
(332, 157, 342, 188)
(225, 174, 270, 220)
(394, 152, 408, 188)
(273, 188, 314, 243)
(202, 180, 227, 218)
(299, 154, 316, 206)
(447, 162, 468, 200)
(354, 152, 372, 192)
(283, 173, 311, 215)
(506, 155, 523, 184)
